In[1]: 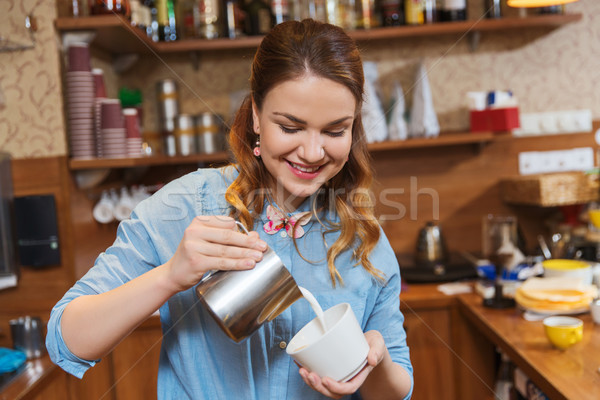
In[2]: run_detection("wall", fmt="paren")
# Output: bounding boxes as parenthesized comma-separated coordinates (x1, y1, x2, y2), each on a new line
(0, 0, 66, 158)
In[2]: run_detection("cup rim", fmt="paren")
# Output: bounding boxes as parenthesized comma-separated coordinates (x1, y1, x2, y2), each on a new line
(543, 316, 583, 328)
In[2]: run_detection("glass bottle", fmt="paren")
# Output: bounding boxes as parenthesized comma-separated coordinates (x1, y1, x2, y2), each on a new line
(244, 0, 274, 36)
(441, 0, 466, 22)
(177, 0, 199, 39)
(157, 0, 178, 41)
(423, 0, 439, 24)
(355, 0, 378, 29)
(485, 0, 501, 19)
(404, 0, 423, 25)
(381, 0, 404, 27)
(91, 0, 130, 15)
(272, 0, 291, 25)
(143, 0, 159, 42)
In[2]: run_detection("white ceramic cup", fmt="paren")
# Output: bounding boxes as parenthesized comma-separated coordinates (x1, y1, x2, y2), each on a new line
(286, 303, 369, 382)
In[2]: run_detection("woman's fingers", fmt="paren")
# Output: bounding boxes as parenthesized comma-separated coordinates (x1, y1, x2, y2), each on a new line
(191, 216, 267, 252)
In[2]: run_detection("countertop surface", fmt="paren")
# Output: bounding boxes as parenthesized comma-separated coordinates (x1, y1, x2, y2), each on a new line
(0, 354, 57, 400)
(458, 291, 600, 400)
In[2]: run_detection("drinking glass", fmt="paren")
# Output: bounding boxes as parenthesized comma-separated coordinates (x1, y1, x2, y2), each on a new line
(482, 215, 517, 308)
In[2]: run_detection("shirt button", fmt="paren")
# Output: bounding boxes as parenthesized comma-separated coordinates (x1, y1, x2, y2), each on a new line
(280, 231, 287, 238)
(279, 341, 287, 349)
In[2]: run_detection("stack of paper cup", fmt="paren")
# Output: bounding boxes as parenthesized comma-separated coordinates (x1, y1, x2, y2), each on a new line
(99, 99, 127, 158)
(123, 108, 143, 157)
(92, 68, 107, 157)
(66, 43, 95, 159)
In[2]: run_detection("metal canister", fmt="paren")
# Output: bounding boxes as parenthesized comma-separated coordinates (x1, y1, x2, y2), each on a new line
(195, 112, 225, 154)
(175, 114, 196, 156)
(156, 79, 179, 156)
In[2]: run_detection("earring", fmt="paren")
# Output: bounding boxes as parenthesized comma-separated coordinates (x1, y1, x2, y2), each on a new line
(253, 137, 261, 157)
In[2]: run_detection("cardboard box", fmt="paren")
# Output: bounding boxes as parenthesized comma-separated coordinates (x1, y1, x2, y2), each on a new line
(470, 107, 520, 133)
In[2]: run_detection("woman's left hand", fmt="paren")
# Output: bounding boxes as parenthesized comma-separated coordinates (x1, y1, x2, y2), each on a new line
(298, 330, 387, 399)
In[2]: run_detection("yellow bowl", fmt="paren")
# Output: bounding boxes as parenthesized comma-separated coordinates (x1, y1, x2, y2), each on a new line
(543, 316, 583, 350)
(542, 259, 592, 285)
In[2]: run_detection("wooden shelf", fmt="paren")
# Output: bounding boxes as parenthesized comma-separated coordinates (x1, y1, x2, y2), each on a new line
(68, 151, 231, 170)
(367, 131, 494, 151)
(55, 13, 582, 55)
(67, 132, 493, 170)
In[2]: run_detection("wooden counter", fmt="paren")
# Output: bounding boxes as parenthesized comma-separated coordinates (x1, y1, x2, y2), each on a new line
(4, 284, 599, 399)
(458, 292, 600, 400)
(0, 354, 67, 400)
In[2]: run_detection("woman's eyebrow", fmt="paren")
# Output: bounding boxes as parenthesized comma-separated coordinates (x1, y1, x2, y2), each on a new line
(273, 112, 353, 126)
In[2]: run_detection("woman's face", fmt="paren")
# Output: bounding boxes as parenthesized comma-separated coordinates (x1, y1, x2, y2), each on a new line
(252, 75, 355, 211)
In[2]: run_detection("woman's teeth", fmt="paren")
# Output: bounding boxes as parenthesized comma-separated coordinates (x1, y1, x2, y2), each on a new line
(289, 161, 320, 173)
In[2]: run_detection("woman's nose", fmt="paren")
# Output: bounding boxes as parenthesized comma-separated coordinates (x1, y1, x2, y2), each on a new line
(299, 133, 324, 162)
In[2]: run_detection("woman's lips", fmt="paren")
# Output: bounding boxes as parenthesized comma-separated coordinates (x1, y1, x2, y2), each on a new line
(286, 160, 323, 179)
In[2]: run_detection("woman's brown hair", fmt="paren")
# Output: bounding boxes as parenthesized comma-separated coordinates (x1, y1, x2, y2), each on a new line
(225, 19, 382, 286)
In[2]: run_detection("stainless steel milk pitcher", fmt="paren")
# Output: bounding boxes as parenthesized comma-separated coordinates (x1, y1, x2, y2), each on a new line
(195, 222, 302, 342)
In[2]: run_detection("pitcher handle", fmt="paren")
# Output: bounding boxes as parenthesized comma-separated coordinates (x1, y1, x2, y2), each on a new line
(235, 221, 250, 235)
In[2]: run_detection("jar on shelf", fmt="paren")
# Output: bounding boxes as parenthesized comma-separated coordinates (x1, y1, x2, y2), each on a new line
(195, 113, 225, 154)
(175, 114, 196, 156)
(156, 79, 179, 156)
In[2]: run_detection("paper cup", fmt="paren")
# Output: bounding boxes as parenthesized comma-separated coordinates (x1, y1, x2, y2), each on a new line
(286, 303, 369, 382)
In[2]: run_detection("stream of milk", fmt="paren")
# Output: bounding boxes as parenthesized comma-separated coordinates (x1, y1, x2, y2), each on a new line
(298, 286, 327, 334)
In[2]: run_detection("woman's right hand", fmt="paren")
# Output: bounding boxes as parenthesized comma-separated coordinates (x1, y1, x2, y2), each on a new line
(164, 216, 267, 293)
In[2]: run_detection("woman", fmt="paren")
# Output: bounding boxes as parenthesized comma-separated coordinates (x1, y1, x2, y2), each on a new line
(47, 19, 413, 399)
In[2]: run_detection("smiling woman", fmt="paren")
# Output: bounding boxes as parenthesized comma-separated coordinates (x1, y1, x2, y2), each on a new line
(47, 19, 413, 400)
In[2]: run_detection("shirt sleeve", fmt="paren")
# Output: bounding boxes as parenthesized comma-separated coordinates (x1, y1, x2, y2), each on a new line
(363, 230, 414, 400)
(45, 202, 164, 378)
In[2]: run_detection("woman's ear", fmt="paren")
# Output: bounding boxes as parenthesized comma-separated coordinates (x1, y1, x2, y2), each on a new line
(251, 100, 260, 135)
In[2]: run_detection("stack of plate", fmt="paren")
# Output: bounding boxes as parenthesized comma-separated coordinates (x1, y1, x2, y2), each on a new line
(515, 277, 598, 315)
(66, 43, 95, 159)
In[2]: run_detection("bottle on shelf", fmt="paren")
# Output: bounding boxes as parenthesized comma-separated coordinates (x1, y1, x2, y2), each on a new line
(177, 0, 200, 39)
(338, 0, 357, 29)
(157, 0, 178, 41)
(381, 0, 404, 27)
(271, 0, 291, 25)
(405, 0, 423, 25)
(143, 0, 160, 41)
(440, 0, 466, 22)
(130, 0, 147, 29)
(423, 0, 440, 24)
(485, 0, 501, 19)
(90, 0, 131, 15)
(355, 0, 379, 29)
(244, 0, 274, 35)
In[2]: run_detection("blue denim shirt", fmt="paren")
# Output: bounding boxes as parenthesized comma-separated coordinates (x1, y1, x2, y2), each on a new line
(46, 166, 413, 400)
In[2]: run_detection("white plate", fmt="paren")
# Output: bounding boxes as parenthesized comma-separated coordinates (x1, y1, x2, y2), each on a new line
(520, 306, 589, 321)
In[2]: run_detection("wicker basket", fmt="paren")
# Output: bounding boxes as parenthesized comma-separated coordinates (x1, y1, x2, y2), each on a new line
(501, 172, 599, 207)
